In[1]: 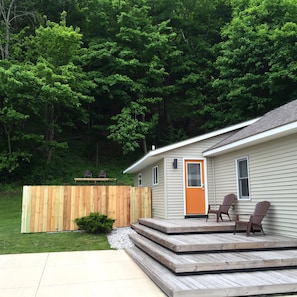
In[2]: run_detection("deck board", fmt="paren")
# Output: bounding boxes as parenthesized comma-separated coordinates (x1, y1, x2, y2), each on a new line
(132, 223, 297, 252)
(130, 233, 297, 274)
(126, 246, 297, 297)
(128, 218, 297, 296)
(138, 218, 235, 233)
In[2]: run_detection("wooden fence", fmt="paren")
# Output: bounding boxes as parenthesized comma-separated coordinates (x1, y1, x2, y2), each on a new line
(21, 185, 151, 233)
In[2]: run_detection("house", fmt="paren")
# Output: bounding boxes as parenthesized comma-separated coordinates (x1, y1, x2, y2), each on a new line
(124, 100, 297, 238)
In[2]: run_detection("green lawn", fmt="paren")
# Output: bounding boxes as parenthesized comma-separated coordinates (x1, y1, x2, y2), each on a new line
(0, 191, 111, 254)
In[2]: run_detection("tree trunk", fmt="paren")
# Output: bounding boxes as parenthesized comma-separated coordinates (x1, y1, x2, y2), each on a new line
(0, 0, 15, 59)
(44, 103, 55, 165)
(4, 126, 12, 154)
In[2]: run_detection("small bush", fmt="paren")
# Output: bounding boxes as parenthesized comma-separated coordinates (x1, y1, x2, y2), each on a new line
(74, 212, 115, 234)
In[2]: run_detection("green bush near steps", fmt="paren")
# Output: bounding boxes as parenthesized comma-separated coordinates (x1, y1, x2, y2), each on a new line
(74, 212, 115, 234)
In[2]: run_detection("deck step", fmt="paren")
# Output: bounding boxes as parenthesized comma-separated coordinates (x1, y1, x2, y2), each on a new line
(138, 218, 235, 234)
(126, 245, 297, 297)
(129, 233, 297, 274)
(132, 223, 297, 253)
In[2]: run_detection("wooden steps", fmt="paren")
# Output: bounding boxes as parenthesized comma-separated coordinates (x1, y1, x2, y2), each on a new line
(126, 219, 297, 296)
(126, 246, 297, 297)
(129, 232, 297, 274)
(132, 222, 297, 252)
(138, 218, 235, 234)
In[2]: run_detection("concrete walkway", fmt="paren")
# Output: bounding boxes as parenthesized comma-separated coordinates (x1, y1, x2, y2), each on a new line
(0, 250, 166, 297)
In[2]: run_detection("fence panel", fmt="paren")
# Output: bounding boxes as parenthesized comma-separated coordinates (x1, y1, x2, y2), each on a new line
(21, 185, 151, 233)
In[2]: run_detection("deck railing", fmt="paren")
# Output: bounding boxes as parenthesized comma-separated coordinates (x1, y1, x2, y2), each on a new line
(21, 185, 151, 233)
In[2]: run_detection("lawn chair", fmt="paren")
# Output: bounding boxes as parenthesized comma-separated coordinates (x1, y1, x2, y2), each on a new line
(207, 193, 236, 222)
(98, 170, 106, 178)
(84, 169, 92, 178)
(233, 201, 271, 236)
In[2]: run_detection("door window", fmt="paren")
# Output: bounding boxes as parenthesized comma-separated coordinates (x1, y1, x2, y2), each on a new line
(187, 163, 201, 187)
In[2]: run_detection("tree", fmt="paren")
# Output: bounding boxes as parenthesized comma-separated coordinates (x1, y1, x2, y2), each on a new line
(0, 14, 94, 180)
(0, 60, 41, 175)
(24, 15, 95, 164)
(212, 0, 297, 127)
(154, 0, 232, 137)
(0, 0, 37, 59)
(87, 1, 177, 154)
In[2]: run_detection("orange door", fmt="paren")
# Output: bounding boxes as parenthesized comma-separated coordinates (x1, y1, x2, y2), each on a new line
(184, 160, 205, 215)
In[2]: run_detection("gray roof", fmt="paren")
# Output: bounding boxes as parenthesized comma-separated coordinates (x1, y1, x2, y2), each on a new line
(123, 119, 257, 174)
(207, 99, 297, 151)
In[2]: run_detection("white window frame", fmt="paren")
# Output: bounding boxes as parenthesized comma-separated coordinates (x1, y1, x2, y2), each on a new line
(138, 173, 142, 187)
(186, 162, 202, 188)
(236, 157, 250, 200)
(152, 166, 158, 185)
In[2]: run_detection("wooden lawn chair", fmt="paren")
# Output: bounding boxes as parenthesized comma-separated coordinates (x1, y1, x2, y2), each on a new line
(98, 170, 106, 178)
(84, 169, 92, 178)
(207, 193, 236, 222)
(233, 201, 271, 236)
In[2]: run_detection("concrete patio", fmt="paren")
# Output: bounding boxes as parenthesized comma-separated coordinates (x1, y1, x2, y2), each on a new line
(0, 250, 166, 297)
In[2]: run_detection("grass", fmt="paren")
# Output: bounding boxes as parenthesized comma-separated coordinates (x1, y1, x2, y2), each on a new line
(0, 191, 112, 254)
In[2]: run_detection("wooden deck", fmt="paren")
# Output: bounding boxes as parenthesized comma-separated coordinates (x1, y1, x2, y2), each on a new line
(73, 177, 117, 183)
(126, 218, 297, 297)
(138, 217, 235, 234)
(129, 233, 297, 274)
(127, 247, 297, 297)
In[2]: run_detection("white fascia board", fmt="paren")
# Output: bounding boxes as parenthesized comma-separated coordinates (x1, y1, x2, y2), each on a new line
(123, 151, 162, 174)
(151, 118, 259, 154)
(123, 118, 258, 174)
(203, 122, 297, 157)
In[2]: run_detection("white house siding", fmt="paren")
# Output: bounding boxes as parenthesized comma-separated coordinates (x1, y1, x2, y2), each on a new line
(135, 160, 166, 218)
(161, 134, 232, 219)
(131, 131, 237, 219)
(151, 159, 166, 218)
(164, 157, 184, 218)
(206, 157, 216, 205)
(141, 166, 152, 187)
(211, 134, 297, 238)
(206, 153, 238, 220)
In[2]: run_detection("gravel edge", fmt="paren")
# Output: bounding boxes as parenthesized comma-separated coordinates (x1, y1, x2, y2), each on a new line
(107, 227, 136, 249)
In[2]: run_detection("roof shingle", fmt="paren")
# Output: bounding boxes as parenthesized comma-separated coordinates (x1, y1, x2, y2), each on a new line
(208, 99, 297, 150)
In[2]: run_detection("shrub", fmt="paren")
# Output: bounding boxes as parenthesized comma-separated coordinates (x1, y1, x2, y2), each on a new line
(74, 212, 115, 234)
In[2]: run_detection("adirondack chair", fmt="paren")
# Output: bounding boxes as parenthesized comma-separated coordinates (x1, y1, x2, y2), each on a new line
(233, 201, 271, 236)
(84, 169, 92, 178)
(98, 170, 106, 178)
(207, 193, 236, 222)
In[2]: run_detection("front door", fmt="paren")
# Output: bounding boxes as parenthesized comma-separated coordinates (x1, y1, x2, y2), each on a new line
(184, 160, 205, 215)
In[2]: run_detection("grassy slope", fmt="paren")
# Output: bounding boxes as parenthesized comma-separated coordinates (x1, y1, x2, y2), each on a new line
(0, 147, 138, 254)
(0, 192, 111, 254)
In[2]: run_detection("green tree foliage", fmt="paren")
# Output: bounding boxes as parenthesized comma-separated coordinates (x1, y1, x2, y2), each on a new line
(0, 0, 39, 59)
(0, 61, 39, 175)
(24, 16, 95, 165)
(1, 0, 296, 183)
(148, 0, 232, 139)
(87, 1, 178, 154)
(0, 13, 94, 181)
(212, 0, 297, 126)
(86, 0, 232, 153)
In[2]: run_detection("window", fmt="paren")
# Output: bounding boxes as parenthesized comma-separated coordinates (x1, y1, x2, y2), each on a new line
(138, 173, 142, 187)
(152, 166, 158, 185)
(187, 163, 201, 187)
(237, 157, 250, 200)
